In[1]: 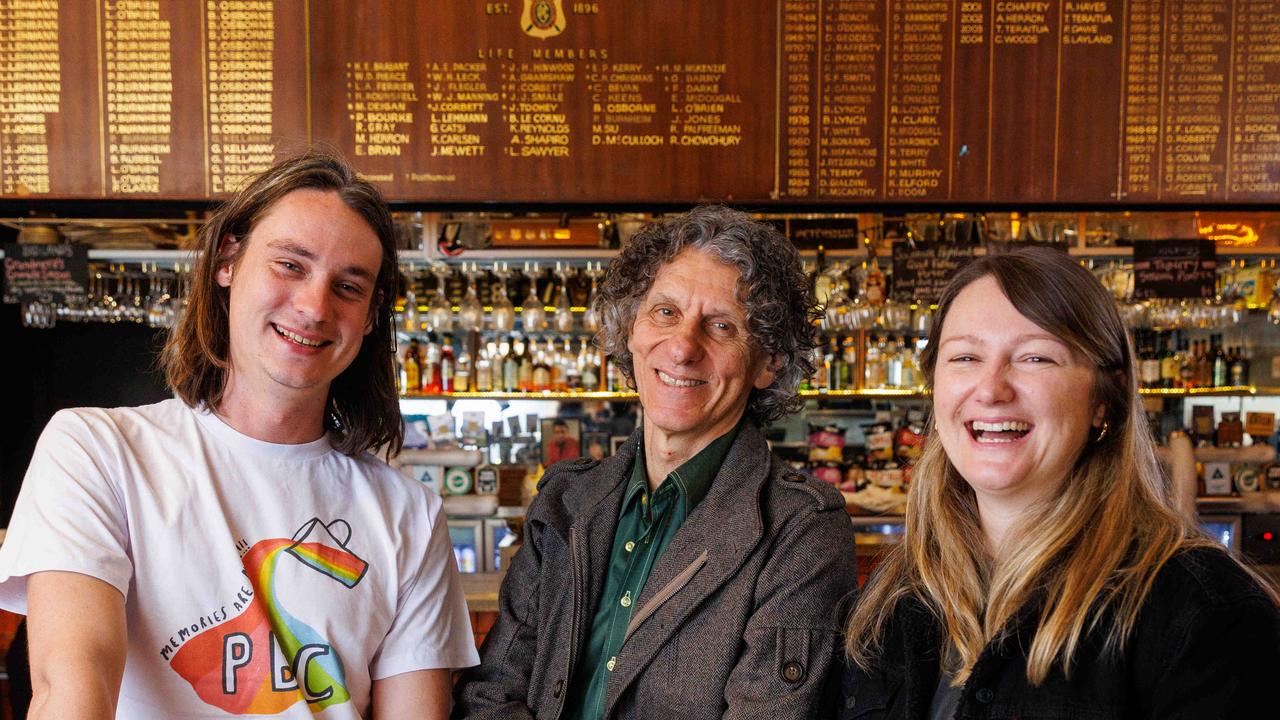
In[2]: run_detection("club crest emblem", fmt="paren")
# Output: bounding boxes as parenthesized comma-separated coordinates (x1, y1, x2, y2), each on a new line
(521, 0, 565, 39)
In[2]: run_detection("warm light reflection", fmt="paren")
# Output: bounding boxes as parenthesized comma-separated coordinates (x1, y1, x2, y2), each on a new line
(1197, 220, 1259, 247)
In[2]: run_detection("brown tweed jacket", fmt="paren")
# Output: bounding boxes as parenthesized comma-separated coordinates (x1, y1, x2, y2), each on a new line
(453, 422, 858, 720)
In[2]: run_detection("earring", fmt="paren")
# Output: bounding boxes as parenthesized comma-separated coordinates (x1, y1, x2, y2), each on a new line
(1094, 420, 1110, 443)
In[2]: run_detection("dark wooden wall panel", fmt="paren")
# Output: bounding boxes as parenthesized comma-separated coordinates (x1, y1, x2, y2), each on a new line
(0, 0, 1275, 204)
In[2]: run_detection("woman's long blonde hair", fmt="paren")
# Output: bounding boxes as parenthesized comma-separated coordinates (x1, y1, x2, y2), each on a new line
(845, 247, 1278, 685)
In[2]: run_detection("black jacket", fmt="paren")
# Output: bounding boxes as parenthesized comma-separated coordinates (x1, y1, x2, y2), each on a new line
(840, 547, 1280, 720)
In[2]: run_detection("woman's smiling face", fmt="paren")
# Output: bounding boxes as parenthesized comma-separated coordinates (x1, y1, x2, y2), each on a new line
(932, 275, 1104, 515)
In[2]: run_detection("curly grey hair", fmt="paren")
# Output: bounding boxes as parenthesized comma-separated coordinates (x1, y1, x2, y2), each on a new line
(593, 205, 820, 425)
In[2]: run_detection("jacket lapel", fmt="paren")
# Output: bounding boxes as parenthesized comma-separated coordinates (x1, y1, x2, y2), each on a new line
(603, 424, 771, 714)
(551, 434, 636, 681)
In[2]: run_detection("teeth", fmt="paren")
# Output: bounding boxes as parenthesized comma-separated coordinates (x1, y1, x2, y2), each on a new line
(972, 420, 1030, 432)
(275, 325, 324, 347)
(657, 370, 703, 388)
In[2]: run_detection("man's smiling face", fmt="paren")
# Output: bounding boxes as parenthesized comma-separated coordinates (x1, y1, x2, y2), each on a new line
(627, 248, 775, 450)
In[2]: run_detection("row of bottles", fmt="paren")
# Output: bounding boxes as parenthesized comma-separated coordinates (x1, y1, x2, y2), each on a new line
(805, 334, 925, 392)
(1134, 330, 1251, 389)
(398, 332, 627, 395)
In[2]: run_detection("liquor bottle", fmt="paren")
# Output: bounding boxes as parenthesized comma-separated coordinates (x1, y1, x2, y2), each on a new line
(440, 334, 456, 393)
(422, 333, 443, 393)
(824, 336, 840, 390)
(474, 342, 492, 392)
(900, 337, 919, 390)
(607, 353, 625, 392)
(1212, 334, 1228, 388)
(517, 337, 534, 391)
(532, 340, 552, 391)
(1177, 336, 1194, 389)
(885, 337, 904, 389)
(1159, 331, 1179, 389)
(864, 261, 886, 307)
(550, 337, 568, 391)
(1139, 331, 1160, 389)
(1230, 345, 1250, 387)
(1195, 339, 1212, 388)
(502, 337, 518, 392)
(864, 335, 884, 389)
(454, 336, 472, 392)
(581, 341, 601, 391)
(841, 335, 857, 389)
(565, 338, 583, 391)
(403, 338, 421, 393)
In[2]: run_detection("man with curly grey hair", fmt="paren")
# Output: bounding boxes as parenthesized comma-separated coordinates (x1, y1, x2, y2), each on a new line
(454, 206, 857, 720)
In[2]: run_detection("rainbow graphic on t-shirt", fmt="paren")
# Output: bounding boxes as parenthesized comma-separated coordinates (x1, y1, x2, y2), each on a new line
(168, 518, 369, 714)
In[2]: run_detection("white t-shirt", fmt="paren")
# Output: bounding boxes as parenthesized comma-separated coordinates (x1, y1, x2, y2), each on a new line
(0, 399, 479, 718)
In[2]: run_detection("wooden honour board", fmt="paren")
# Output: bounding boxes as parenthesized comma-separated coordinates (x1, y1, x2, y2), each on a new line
(0, 0, 1276, 203)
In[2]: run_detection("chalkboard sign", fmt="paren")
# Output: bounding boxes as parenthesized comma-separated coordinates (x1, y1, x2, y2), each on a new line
(787, 218, 860, 250)
(891, 242, 976, 304)
(1132, 240, 1217, 300)
(2, 244, 90, 304)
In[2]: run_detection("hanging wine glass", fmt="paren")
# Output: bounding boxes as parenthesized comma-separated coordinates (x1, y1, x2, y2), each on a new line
(401, 263, 420, 333)
(458, 262, 485, 332)
(910, 304, 933, 335)
(847, 264, 877, 330)
(147, 264, 172, 328)
(522, 262, 546, 333)
(427, 262, 453, 332)
(822, 264, 852, 331)
(490, 261, 516, 332)
(878, 299, 911, 332)
(129, 271, 145, 323)
(581, 261, 603, 334)
(167, 262, 190, 328)
(553, 262, 575, 333)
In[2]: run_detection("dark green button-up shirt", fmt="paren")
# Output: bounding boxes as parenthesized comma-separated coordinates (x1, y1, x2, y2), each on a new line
(563, 423, 740, 720)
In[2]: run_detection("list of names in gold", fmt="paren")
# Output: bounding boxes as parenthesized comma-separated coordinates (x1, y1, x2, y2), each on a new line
(665, 63, 742, 150)
(1227, 0, 1280, 196)
(992, 0, 1052, 44)
(885, 0, 947, 199)
(502, 60, 573, 158)
(1160, 0, 1230, 198)
(779, 0, 818, 198)
(103, 0, 174, 194)
(0, 0, 59, 195)
(817, 0, 879, 198)
(205, 0, 275, 195)
(1120, 0, 1162, 197)
(588, 62, 662, 148)
(346, 61, 416, 160)
(1061, 0, 1116, 45)
(424, 61, 496, 159)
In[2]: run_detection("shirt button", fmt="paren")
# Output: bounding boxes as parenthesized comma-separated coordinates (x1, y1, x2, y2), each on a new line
(780, 661, 805, 684)
(620, 591, 632, 608)
(607, 657, 616, 671)
(975, 687, 994, 704)
(624, 541, 635, 552)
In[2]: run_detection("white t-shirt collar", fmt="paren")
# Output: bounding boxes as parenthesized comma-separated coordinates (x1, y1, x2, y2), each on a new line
(191, 403, 335, 462)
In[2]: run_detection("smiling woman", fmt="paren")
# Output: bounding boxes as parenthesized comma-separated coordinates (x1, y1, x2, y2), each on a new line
(841, 247, 1280, 720)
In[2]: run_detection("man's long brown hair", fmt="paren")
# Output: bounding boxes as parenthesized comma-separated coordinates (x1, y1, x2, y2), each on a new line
(161, 152, 403, 457)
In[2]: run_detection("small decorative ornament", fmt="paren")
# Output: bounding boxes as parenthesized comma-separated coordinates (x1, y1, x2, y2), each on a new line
(521, 0, 565, 38)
